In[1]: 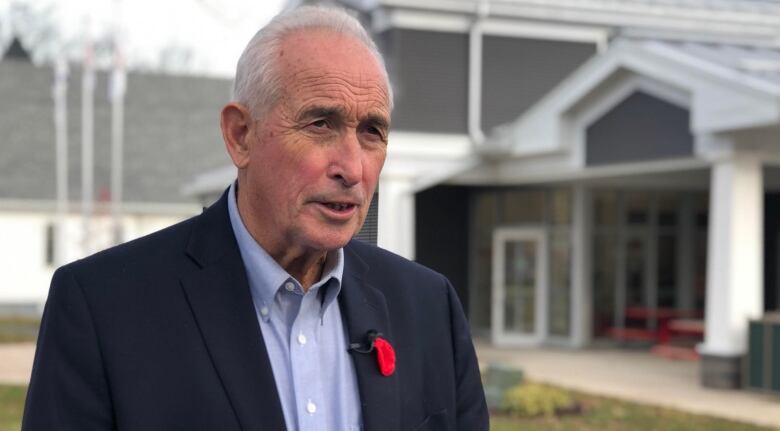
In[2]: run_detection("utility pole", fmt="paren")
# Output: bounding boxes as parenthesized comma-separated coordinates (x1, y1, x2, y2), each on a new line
(81, 20, 95, 256)
(53, 55, 69, 265)
(110, 0, 126, 245)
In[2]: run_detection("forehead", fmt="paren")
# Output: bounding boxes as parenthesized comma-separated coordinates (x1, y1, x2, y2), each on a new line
(276, 29, 390, 114)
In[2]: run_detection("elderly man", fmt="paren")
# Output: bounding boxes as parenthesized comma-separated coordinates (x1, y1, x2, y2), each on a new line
(23, 6, 488, 431)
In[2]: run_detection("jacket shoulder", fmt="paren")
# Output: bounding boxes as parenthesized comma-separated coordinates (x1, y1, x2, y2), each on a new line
(60, 212, 202, 283)
(346, 240, 448, 288)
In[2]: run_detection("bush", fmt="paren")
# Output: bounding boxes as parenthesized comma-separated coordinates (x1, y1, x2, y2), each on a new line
(501, 382, 576, 417)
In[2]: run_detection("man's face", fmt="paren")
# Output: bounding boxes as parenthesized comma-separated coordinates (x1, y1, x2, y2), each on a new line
(237, 29, 390, 255)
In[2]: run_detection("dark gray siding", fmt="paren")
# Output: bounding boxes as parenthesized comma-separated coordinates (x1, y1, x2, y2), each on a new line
(353, 192, 378, 245)
(0, 59, 231, 203)
(377, 29, 595, 134)
(765, 192, 780, 311)
(586, 91, 693, 166)
(378, 29, 468, 133)
(482, 36, 595, 132)
(415, 186, 470, 312)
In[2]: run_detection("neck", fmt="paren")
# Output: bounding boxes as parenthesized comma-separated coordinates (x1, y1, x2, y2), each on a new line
(273, 250, 328, 290)
(235, 183, 328, 290)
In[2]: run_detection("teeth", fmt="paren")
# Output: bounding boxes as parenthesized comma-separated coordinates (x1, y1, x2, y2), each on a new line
(327, 203, 350, 211)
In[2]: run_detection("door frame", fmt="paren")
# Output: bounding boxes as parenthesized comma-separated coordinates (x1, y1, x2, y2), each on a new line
(491, 226, 548, 346)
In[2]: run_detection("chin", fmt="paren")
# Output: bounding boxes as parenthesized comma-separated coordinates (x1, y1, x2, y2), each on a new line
(302, 227, 357, 252)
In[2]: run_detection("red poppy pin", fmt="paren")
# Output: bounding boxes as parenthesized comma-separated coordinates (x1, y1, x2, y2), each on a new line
(348, 330, 396, 377)
(373, 336, 396, 377)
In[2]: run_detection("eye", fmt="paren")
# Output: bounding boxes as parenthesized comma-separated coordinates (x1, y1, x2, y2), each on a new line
(361, 125, 387, 143)
(310, 119, 329, 129)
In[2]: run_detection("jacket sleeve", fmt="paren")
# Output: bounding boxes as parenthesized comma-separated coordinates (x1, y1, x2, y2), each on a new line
(23, 266, 115, 430)
(444, 277, 489, 431)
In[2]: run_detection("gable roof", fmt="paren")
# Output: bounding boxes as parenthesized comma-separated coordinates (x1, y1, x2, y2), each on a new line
(2, 37, 31, 61)
(0, 59, 232, 206)
(486, 37, 780, 157)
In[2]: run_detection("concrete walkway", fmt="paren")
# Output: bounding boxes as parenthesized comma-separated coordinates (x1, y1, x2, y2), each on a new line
(3, 341, 779, 428)
(476, 342, 780, 429)
(0, 342, 34, 385)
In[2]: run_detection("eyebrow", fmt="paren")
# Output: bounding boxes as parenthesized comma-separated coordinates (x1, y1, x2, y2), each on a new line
(297, 105, 390, 130)
(363, 114, 390, 131)
(297, 106, 347, 122)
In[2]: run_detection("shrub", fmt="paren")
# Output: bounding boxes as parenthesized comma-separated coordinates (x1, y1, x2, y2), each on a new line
(501, 382, 576, 417)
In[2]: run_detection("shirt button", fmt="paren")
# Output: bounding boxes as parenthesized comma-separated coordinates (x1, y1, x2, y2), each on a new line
(284, 281, 295, 292)
(297, 332, 307, 345)
(259, 306, 269, 317)
(306, 400, 317, 414)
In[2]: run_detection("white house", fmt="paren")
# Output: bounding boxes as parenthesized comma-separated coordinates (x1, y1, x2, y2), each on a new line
(0, 39, 232, 313)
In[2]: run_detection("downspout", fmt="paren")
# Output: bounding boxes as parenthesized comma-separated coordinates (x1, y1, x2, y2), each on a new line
(468, 0, 490, 147)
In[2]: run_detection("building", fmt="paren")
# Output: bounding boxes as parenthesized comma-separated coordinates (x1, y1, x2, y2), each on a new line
(187, 0, 780, 389)
(0, 38, 232, 313)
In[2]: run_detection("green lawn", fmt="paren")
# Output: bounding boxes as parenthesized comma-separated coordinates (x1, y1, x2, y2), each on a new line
(0, 318, 39, 343)
(2, 382, 777, 430)
(0, 386, 25, 431)
(491, 388, 780, 431)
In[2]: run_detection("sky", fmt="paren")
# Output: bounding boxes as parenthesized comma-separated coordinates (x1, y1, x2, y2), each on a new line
(1, 0, 287, 76)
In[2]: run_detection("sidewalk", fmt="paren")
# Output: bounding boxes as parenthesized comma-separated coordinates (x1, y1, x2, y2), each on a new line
(476, 342, 780, 429)
(4, 341, 780, 428)
(0, 343, 34, 385)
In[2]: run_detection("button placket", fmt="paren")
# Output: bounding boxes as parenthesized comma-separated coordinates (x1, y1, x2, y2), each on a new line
(291, 287, 326, 428)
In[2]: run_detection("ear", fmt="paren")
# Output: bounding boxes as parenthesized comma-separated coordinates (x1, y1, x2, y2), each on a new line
(220, 102, 254, 169)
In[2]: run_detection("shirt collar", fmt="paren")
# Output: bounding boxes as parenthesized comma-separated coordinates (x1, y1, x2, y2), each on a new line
(226, 182, 344, 320)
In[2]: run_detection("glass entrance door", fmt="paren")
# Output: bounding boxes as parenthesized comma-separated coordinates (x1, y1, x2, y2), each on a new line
(492, 227, 547, 345)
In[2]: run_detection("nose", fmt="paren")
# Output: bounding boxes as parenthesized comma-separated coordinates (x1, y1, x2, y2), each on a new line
(328, 130, 363, 187)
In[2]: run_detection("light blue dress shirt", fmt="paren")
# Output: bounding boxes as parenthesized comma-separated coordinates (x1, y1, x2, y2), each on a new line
(227, 183, 362, 431)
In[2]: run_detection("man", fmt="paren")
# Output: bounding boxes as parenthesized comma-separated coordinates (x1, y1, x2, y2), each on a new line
(23, 6, 488, 431)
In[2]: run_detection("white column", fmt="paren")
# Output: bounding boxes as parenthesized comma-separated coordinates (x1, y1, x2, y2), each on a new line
(570, 184, 592, 347)
(701, 154, 763, 357)
(377, 176, 416, 260)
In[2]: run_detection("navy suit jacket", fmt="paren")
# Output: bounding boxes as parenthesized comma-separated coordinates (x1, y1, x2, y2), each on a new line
(23, 191, 488, 431)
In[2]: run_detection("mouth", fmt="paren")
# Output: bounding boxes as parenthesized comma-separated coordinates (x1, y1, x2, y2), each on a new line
(315, 200, 360, 220)
(323, 202, 356, 212)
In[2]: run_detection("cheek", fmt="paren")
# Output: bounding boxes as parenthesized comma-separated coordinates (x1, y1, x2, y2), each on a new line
(362, 153, 386, 185)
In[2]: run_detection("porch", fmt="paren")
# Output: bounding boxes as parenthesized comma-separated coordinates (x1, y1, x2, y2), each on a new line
(475, 342, 780, 429)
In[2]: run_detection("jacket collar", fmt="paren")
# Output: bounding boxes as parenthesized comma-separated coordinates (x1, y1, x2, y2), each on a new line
(340, 244, 401, 431)
(182, 190, 400, 431)
(181, 190, 287, 430)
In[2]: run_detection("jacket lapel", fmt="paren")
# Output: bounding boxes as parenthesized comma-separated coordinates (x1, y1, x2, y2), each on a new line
(340, 244, 401, 431)
(180, 191, 287, 431)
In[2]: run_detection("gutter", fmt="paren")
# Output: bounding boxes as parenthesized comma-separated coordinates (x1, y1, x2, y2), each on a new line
(468, 0, 489, 147)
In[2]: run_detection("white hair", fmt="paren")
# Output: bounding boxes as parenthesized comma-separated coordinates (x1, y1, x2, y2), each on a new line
(233, 5, 393, 118)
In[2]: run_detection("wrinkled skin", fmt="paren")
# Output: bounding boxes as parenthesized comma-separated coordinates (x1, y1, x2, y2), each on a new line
(220, 29, 391, 287)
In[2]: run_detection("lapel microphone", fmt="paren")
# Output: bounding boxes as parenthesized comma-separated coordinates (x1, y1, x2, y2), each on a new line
(348, 329, 381, 354)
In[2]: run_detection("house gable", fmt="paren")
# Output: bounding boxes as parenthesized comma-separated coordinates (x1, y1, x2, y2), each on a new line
(585, 91, 693, 166)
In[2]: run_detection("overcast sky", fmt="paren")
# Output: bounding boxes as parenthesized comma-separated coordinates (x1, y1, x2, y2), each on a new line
(1, 0, 287, 76)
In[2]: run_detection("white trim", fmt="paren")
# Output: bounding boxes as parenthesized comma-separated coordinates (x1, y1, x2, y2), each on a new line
(489, 38, 780, 163)
(644, 41, 780, 96)
(388, 132, 473, 158)
(492, 226, 548, 346)
(454, 157, 709, 186)
(569, 73, 691, 168)
(377, 0, 780, 41)
(380, 7, 610, 45)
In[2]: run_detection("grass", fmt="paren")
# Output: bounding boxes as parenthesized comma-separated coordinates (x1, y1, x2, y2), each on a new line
(0, 318, 39, 343)
(1, 382, 777, 430)
(491, 386, 780, 431)
(0, 386, 25, 431)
